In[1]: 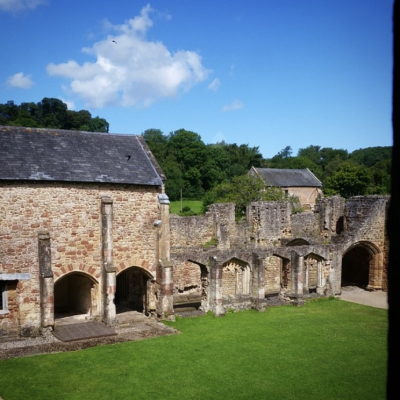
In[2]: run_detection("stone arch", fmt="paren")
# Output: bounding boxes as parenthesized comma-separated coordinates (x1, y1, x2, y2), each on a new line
(54, 272, 99, 318)
(115, 267, 154, 314)
(173, 259, 207, 311)
(303, 252, 325, 294)
(342, 241, 381, 289)
(287, 238, 310, 246)
(222, 258, 251, 298)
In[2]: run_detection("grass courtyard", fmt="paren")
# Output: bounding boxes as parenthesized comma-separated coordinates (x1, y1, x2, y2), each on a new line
(0, 299, 387, 400)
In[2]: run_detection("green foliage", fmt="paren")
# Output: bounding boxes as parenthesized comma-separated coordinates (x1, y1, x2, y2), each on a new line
(265, 144, 390, 198)
(142, 124, 391, 202)
(143, 129, 265, 201)
(349, 146, 392, 167)
(0, 301, 387, 400)
(324, 162, 372, 198)
(0, 98, 109, 132)
(203, 174, 285, 219)
(202, 235, 218, 248)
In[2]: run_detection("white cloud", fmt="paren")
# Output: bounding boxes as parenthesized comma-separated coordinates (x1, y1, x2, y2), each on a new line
(61, 98, 75, 110)
(0, 0, 47, 12)
(221, 99, 244, 112)
(46, 5, 211, 109)
(208, 78, 220, 91)
(5, 72, 35, 88)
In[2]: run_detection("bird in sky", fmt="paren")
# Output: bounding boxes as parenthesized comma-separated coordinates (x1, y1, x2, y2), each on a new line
(112, 40, 117, 44)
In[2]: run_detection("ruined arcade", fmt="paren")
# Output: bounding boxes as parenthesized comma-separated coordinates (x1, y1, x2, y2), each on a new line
(0, 126, 389, 337)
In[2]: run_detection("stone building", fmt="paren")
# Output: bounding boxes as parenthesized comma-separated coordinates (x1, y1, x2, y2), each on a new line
(0, 126, 173, 337)
(249, 167, 323, 210)
(0, 125, 389, 337)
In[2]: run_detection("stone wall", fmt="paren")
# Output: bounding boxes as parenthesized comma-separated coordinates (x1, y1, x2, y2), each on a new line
(0, 181, 161, 335)
(169, 195, 389, 314)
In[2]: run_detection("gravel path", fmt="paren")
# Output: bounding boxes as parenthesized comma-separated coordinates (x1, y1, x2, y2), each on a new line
(339, 286, 388, 309)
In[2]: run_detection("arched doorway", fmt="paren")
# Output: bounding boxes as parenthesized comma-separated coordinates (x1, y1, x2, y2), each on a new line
(342, 242, 380, 289)
(173, 260, 206, 311)
(115, 267, 153, 314)
(304, 253, 324, 293)
(54, 272, 98, 318)
(222, 258, 251, 298)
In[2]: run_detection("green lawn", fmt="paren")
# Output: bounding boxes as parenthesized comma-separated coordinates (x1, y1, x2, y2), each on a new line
(169, 200, 203, 215)
(0, 299, 387, 400)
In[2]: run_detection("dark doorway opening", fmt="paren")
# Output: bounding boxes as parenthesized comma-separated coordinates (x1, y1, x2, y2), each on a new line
(115, 267, 150, 314)
(342, 246, 370, 288)
(54, 272, 96, 318)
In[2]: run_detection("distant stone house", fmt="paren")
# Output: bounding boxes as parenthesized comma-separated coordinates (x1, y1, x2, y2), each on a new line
(0, 126, 173, 337)
(249, 167, 323, 210)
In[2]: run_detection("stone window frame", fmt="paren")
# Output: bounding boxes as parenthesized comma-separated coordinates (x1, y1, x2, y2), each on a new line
(0, 281, 8, 314)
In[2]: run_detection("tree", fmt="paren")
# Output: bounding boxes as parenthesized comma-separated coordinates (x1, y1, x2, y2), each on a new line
(166, 129, 207, 199)
(349, 146, 392, 167)
(297, 145, 322, 164)
(324, 162, 372, 198)
(88, 116, 109, 133)
(40, 97, 68, 128)
(0, 98, 110, 132)
(203, 174, 284, 218)
(142, 129, 168, 161)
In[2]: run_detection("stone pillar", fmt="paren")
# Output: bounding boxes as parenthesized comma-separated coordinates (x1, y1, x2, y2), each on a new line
(159, 260, 174, 318)
(156, 193, 174, 318)
(330, 250, 341, 295)
(101, 196, 116, 326)
(304, 261, 309, 294)
(367, 252, 383, 291)
(38, 231, 54, 333)
(316, 260, 324, 294)
(200, 265, 209, 312)
(252, 254, 266, 310)
(291, 251, 305, 306)
(209, 257, 225, 316)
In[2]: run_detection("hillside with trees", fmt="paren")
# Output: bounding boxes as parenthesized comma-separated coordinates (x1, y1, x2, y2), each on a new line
(143, 129, 391, 202)
(0, 98, 109, 132)
(0, 98, 391, 202)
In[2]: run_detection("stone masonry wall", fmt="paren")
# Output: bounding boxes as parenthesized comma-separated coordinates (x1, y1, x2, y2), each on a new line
(0, 181, 160, 335)
(170, 195, 389, 311)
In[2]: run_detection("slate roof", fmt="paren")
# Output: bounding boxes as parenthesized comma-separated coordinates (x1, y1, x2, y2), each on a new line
(252, 167, 322, 188)
(0, 126, 165, 186)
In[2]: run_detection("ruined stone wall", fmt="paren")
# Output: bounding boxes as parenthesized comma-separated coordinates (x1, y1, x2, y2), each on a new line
(264, 256, 282, 293)
(170, 195, 389, 312)
(246, 201, 292, 247)
(291, 212, 321, 242)
(317, 196, 346, 241)
(0, 181, 160, 335)
(173, 260, 202, 304)
(170, 203, 238, 250)
(343, 196, 388, 246)
(170, 214, 214, 248)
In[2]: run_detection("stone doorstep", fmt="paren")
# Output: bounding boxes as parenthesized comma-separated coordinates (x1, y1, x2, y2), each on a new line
(52, 321, 116, 342)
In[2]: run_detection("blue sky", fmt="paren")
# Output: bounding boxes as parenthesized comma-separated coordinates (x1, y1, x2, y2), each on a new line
(0, 0, 394, 158)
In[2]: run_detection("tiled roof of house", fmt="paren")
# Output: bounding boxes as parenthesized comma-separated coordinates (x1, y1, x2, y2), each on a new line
(0, 126, 165, 186)
(252, 167, 322, 187)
